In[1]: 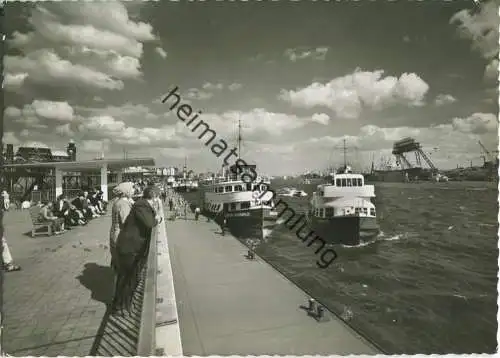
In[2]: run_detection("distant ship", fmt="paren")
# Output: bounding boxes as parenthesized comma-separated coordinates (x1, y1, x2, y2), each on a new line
(174, 178, 199, 192)
(277, 187, 308, 198)
(307, 165, 380, 246)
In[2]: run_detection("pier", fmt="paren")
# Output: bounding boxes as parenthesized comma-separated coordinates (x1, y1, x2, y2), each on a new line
(3, 199, 380, 356)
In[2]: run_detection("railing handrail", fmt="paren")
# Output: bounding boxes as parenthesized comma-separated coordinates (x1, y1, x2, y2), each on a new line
(136, 216, 159, 355)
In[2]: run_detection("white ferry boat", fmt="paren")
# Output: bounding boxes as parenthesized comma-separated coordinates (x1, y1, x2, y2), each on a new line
(307, 165, 380, 246)
(202, 164, 278, 240)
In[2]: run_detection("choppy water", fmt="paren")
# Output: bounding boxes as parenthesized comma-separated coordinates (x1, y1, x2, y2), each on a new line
(184, 181, 498, 354)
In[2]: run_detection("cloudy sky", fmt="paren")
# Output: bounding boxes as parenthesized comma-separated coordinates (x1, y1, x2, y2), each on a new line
(3, 0, 499, 175)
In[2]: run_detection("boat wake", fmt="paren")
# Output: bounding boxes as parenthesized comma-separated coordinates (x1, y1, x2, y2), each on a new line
(340, 231, 404, 248)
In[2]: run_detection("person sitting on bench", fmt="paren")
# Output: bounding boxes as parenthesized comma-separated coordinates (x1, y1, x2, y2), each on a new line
(54, 194, 76, 228)
(39, 201, 65, 234)
(72, 192, 93, 220)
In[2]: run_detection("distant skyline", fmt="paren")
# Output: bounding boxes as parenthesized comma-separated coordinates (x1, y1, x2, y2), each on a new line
(3, 1, 499, 175)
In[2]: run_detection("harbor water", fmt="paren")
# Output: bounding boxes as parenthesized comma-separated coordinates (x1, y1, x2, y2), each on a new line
(182, 181, 498, 354)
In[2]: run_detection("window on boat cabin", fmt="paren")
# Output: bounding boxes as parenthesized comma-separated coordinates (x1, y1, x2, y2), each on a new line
(362, 208, 368, 215)
(216, 186, 224, 193)
(341, 178, 347, 186)
(325, 208, 334, 217)
(315, 209, 319, 217)
(357, 178, 363, 186)
(370, 208, 375, 216)
(241, 201, 251, 209)
(225, 186, 232, 192)
(346, 178, 352, 186)
(319, 208, 325, 217)
(230, 203, 237, 211)
(234, 185, 243, 191)
(336, 179, 341, 186)
(246, 183, 252, 191)
(355, 208, 360, 215)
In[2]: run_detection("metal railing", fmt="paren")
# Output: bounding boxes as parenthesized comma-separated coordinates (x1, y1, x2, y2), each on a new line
(136, 204, 160, 355)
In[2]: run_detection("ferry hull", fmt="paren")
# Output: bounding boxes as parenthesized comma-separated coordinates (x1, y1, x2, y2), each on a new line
(308, 216, 379, 246)
(203, 207, 278, 240)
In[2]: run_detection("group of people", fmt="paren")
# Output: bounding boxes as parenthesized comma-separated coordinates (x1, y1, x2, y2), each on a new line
(108, 182, 163, 315)
(38, 189, 107, 234)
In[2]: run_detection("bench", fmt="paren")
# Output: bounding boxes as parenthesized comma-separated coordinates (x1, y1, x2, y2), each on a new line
(29, 206, 53, 237)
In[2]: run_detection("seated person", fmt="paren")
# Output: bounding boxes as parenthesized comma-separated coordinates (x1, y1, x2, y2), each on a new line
(89, 191, 104, 215)
(68, 203, 87, 225)
(39, 201, 65, 234)
(72, 192, 93, 220)
(95, 189, 107, 212)
(53, 194, 76, 228)
(83, 191, 101, 218)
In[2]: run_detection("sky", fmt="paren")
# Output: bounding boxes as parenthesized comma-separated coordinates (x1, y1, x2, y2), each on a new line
(3, 0, 499, 175)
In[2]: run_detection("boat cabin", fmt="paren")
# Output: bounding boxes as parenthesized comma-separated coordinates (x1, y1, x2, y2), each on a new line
(331, 174, 365, 187)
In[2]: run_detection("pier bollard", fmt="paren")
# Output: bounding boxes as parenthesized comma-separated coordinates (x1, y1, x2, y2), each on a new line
(314, 305, 329, 322)
(307, 298, 316, 312)
(317, 305, 324, 318)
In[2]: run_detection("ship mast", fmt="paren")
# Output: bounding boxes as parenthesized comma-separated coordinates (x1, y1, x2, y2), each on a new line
(237, 117, 242, 161)
(343, 138, 347, 168)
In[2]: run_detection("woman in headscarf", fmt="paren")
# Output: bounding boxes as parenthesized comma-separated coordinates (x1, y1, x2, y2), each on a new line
(109, 182, 135, 278)
(111, 185, 162, 314)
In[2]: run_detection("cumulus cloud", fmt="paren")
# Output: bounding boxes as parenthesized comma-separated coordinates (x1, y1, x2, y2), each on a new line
(185, 88, 213, 100)
(5, 3, 156, 92)
(311, 113, 330, 125)
(79, 103, 159, 121)
(279, 69, 430, 118)
(4, 132, 21, 145)
(451, 112, 498, 134)
(6, 100, 75, 124)
(228, 83, 243, 91)
(77, 115, 179, 148)
(434, 94, 457, 106)
(81, 139, 111, 153)
(284, 47, 328, 61)
(450, 1, 499, 82)
(202, 82, 224, 91)
(5, 50, 125, 90)
(55, 123, 75, 137)
(155, 47, 167, 59)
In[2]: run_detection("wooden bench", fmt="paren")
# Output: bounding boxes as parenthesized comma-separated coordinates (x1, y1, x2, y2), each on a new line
(29, 206, 53, 238)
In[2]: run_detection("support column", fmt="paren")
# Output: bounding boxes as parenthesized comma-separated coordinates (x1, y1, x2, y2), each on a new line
(116, 169, 123, 183)
(55, 168, 63, 198)
(100, 164, 108, 201)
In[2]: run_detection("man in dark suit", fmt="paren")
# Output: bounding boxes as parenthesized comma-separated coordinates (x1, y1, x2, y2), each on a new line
(111, 185, 162, 314)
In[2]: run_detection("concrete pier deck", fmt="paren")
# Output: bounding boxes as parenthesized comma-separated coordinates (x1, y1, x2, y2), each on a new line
(3, 210, 141, 356)
(167, 211, 380, 355)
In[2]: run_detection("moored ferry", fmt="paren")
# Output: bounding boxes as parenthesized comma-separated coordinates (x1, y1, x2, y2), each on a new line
(202, 164, 278, 240)
(307, 165, 380, 246)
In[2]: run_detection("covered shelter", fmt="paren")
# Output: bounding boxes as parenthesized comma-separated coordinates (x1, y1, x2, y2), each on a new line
(4, 157, 155, 202)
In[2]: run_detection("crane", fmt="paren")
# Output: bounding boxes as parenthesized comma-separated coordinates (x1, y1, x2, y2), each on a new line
(478, 140, 493, 162)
